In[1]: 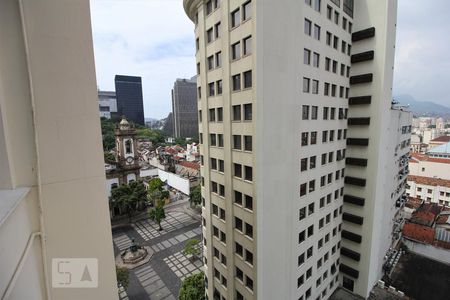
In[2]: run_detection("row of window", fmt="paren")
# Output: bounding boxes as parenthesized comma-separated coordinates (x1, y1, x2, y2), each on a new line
(197, 70, 251, 99)
(231, 1, 252, 29)
(206, 21, 222, 44)
(212, 203, 226, 221)
(236, 265, 254, 293)
(304, 19, 351, 56)
(232, 70, 252, 91)
(213, 267, 228, 288)
(299, 170, 344, 197)
(211, 181, 225, 196)
(326, 3, 353, 33)
(212, 225, 227, 243)
(234, 163, 253, 181)
(298, 275, 339, 300)
(301, 130, 347, 146)
(235, 216, 254, 239)
(299, 191, 343, 221)
(233, 134, 253, 151)
(205, 52, 222, 70)
(305, 0, 322, 12)
(302, 105, 348, 121)
(325, 57, 351, 77)
(303, 77, 350, 99)
(209, 107, 223, 122)
(213, 246, 227, 267)
(231, 36, 252, 60)
(233, 103, 253, 121)
(234, 190, 254, 210)
(210, 157, 224, 172)
(235, 241, 254, 266)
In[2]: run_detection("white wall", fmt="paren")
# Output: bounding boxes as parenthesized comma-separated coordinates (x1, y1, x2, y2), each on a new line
(409, 160, 450, 180)
(157, 169, 191, 195)
(140, 168, 158, 178)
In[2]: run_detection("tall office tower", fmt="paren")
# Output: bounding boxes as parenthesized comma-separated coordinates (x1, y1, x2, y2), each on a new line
(0, 0, 118, 299)
(98, 90, 118, 119)
(115, 75, 145, 126)
(172, 77, 199, 138)
(183, 0, 409, 299)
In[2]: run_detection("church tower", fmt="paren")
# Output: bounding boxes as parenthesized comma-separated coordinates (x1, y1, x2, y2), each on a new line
(114, 117, 140, 183)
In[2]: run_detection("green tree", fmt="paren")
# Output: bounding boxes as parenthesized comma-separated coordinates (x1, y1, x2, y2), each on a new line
(116, 266, 129, 290)
(136, 128, 166, 146)
(148, 199, 166, 231)
(182, 239, 200, 261)
(189, 185, 202, 208)
(100, 117, 117, 151)
(111, 181, 147, 221)
(178, 272, 205, 300)
(102, 134, 115, 151)
(175, 137, 187, 146)
(104, 151, 116, 164)
(148, 177, 164, 192)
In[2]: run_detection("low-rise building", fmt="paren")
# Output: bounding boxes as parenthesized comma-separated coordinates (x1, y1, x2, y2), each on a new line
(409, 153, 450, 180)
(428, 135, 450, 150)
(406, 175, 450, 206)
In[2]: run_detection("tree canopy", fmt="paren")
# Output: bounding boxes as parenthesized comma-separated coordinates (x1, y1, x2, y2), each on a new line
(182, 239, 200, 261)
(189, 185, 202, 207)
(178, 272, 205, 300)
(111, 181, 147, 221)
(148, 199, 166, 231)
(116, 266, 129, 290)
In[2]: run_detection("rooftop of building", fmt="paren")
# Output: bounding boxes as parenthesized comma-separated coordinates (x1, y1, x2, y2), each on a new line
(408, 175, 450, 188)
(404, 197, 423, 210)
(177, 161, 200, 170)
(428, 141, 450, 154)
(410, 202, 443, 226)
(409, 152, 450, 164)
(429, 135, 450, 143)
(403, 222, 435, 243)
(385, 251, 450, 300)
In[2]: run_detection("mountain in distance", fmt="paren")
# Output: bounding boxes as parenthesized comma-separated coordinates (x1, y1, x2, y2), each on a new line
(394, 94, 450, 117)
(145, 117, 158, 123)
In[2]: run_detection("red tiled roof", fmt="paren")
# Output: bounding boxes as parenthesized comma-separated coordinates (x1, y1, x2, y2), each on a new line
(405, 197, 423, 210)
(430, 135, 450, 143)
(408, 175, 450, 188)
(410, 202, 443, 226)
(403, 222, 435, 244)
(178, 161, 200, 170)
(410, 153, 450, 164)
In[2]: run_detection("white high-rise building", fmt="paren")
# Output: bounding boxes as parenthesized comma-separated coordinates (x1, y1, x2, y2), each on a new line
(0, 1, 118, 299)
(184, 0, 411, 299)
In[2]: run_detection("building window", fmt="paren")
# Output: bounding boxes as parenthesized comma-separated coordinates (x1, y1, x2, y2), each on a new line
(314, 0, 321, 12)
(313, 52, 320, 67)
(301, 158, 308, 171)
(326, 31, 332, 46)
(244, 103, 252, 120)
(311, 131, 317, 144)
(303, 77, 310, 93)
(215, 51, 222, 67)
(302, 132, 309, 146)
(312, 106, 318, 119)
(215, 22, 221, 39)
(216, 80, 222, 95)
(312, 80, 319, 94)
(300, 183, 307, 197)
(233, 135, 242, 150)
(243, 70, 252, 88)
(233, 105, 241, 121)
(231, 8, 241, 28)
(207, 55, 214, 70)
(243, 1, 252, 21)
(244, 135, 252, 151)
(245, 166, 253, 181)
(231, 42, 241, 60)
(207, 28, 213, 43)
(208, 82, 215, 96)
(232, 74, 241, 91)
(243, 36, 252, 55)
(302, 105, 310, 120)
(217, 107, 223, 122)
(304, 48, 311, 65)
(304, 19, 312, 36)
(310, 156, 316, 169)
(218, 134, 223, 147)
(206, 0, 213, 15)
(209, 108, 215, 122)
(313, 24, 321, 40)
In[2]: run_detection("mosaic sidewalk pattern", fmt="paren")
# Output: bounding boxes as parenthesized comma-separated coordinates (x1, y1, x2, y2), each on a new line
(134, 212, 197, 242)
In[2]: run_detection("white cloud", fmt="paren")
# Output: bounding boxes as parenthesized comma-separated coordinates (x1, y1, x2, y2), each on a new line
(90, 0, 196, 119)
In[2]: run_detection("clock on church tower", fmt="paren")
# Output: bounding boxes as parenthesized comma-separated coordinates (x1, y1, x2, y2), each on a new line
(114, 117, 140, 171)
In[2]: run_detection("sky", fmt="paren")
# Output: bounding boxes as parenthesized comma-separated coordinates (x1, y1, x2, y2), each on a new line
(90, 0, 450, 119)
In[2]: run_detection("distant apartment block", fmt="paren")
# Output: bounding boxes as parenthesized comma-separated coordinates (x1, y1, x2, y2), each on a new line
(115, 75, 145, 125)
(172, 77, 198, 138)
(184, 0, 411, 299)
(98, 90, 118, 119)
